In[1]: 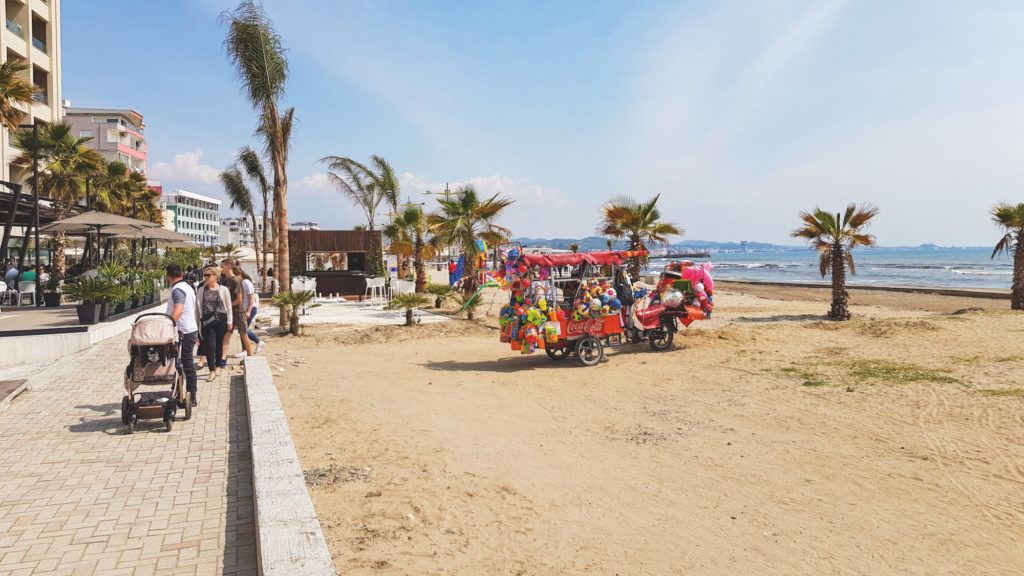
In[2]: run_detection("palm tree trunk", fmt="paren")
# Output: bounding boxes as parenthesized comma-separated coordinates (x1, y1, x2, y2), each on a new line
(1012, 230, 1024, 310)
(829, 240, 850, 320)
(53, 203, 67, 276)
(261, 204, 269, 290)
(414, 233, 427, 293)
(405, 308, 414, 326)
(268, 102, 290, 327)
(249, 210, 261, 287)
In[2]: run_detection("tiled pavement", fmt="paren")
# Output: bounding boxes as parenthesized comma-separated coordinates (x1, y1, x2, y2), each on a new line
(0, 336, 257, 575)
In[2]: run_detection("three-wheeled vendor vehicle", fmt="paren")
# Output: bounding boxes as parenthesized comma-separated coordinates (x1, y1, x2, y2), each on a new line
(497, 245, 713, 366)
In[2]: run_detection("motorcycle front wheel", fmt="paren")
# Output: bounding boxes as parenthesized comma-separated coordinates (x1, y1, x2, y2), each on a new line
(648, 328, 674, 351)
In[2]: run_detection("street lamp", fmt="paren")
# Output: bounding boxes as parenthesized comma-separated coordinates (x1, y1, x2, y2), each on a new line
(423, 182, 452, 201)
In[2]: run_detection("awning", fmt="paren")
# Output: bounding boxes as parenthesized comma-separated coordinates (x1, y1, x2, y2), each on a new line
(519, 250, 647, 267)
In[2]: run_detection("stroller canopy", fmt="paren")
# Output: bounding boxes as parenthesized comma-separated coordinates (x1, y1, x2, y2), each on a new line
(130, 314, 178, 347)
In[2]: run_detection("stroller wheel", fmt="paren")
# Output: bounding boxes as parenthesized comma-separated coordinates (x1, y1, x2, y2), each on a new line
(183, 392, 192, 421)
(121, 396, 131, 425)
(164, 417, 173, 432)
(126, 421, 134, 435)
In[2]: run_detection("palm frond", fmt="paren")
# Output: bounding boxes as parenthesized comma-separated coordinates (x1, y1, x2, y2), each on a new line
(220, 0, 288, 111)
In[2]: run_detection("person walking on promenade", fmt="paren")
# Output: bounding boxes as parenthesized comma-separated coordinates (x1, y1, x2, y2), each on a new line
(233, 265, 265, 357)
(196, 265, 232, 380)
(165, 264, 199, 407)
(220, 258, 253, 363)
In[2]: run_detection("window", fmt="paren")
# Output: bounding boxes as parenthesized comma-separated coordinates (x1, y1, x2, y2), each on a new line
(80, 130, 92, 138)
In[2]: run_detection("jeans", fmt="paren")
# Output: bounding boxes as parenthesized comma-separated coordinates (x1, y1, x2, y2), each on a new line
(202, 318, 227, 369)
(246, 307, 260, 344)
(180, 331, 198, 396)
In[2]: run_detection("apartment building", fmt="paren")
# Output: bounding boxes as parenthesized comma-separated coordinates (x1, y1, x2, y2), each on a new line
(1, 0, 63, 184)
(219, 217, 266, 249)
(158, 189, 221, 246)
(64, 107, 147, 175)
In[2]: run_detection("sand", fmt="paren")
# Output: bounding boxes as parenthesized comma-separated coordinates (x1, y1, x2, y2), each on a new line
(267, 284, 1024, 575)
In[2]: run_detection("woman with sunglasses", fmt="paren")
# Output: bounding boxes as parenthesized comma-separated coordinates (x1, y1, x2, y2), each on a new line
(195, 265, 232, 380)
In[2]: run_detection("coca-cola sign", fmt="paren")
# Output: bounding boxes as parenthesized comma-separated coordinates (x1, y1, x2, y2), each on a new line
(565, 318, 605, 338)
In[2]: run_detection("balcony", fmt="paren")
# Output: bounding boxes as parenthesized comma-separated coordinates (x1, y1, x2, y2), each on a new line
(31, 36, 45, 53)
(5, 19, 24, 38)
(32, 90, 46, 104)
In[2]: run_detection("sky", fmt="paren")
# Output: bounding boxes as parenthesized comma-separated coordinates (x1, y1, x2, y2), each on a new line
(61, 1, 1024, 246)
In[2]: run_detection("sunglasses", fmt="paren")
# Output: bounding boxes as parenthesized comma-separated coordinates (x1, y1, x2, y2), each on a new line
(203, 273, 215, 277)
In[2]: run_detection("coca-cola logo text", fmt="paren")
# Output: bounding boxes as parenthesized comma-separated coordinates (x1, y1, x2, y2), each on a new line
(565, 318, 605, 337)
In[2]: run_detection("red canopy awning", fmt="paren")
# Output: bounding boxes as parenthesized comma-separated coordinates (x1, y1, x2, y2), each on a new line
(519, 250, 647, 267)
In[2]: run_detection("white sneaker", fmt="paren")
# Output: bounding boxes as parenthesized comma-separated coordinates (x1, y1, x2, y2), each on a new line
(256, 341, 266, 353)
(233, 351, 247, 358)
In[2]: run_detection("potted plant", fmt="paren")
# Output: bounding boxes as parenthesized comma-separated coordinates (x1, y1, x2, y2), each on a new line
(426, 283, 455, 309)
(110, 284, 131, 316)
(62, 278, 115, 325)
(42, 271, 63, 307)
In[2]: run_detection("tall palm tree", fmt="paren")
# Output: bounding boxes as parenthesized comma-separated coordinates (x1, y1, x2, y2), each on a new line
(791, 203, 879, 320)
(384, 206, 435, 292)
(0, 60, 38, 133)
(13, 123, 104, 274)
(237, 145, 271, 286)
(990, 202, 1024, 310)
(219, 166, 261, 274)
(222, 0, 291, 323)
(599, 193, 681, 279)
(319, 154, 400, 231)
(428, 185, 513, 294)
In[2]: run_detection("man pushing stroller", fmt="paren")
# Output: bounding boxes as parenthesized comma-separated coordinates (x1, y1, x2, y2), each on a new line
(165, 264, 199, 407)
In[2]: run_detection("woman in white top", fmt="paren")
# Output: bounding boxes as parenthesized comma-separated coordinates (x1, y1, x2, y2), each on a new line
(234, 267, 265, 356)
(195, 265, 233, 380)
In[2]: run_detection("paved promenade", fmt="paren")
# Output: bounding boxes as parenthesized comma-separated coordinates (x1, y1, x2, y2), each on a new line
(0, 336, 257, 575)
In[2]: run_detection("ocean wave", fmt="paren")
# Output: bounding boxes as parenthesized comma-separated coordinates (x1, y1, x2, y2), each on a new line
(951, 269, 1012, 275)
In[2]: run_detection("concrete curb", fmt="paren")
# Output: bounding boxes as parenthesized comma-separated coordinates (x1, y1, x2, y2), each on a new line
(0, 380, 28, 413)
(243, 356, 336, 576)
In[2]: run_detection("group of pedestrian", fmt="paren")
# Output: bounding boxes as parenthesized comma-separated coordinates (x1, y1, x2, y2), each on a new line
(162, 258, 267, 407)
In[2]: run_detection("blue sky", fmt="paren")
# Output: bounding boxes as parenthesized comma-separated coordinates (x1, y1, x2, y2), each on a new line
(62, 1, 1024, 246)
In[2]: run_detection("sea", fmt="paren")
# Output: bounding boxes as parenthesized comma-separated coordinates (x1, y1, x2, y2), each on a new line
(648, 247, 1012, 290)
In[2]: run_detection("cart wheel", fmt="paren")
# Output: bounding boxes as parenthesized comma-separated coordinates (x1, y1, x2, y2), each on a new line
(121, 396, 130, 425)
(164, 417, 173, 432)
(545, 346, 570, 361)
(575, 335, 604, 367)
(183, 392, 192, 421)
(126, 421, 134, 435)
(649, 328, 674, 351)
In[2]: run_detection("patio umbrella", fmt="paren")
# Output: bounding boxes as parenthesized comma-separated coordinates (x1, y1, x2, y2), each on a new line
(39, 211, 160, 234)
(111, 227, 194, 242)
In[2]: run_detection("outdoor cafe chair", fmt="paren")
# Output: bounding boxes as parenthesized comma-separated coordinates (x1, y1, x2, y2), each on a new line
(0, 280, 15, 306)
(364, 277, 388, 309)
(18, 280, 37, 306)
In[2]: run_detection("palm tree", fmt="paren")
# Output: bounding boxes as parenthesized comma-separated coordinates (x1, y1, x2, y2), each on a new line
(13, 123, 104, 274)
(384, 206, 435, 292)
(428, 185, 513, 294)
(222, 0, 292, 324)
(237, 145, 271, 287)
(791, 203, 879, 320)
(386, 292, 431, 326)
(568, 243, 579, 253)
(219, 165, 262, 277)
(0, 60, 38, 133)
(599, 194, 681, 279)
(990, 202, 1024, 310)
(319, 155, 400, 231)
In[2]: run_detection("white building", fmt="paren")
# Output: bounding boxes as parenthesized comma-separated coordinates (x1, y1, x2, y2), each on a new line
(289, 221, 320, 231)
(1, 0, 63, 184)
(158, 189, 221, 246)
(218, 217, 266, 248)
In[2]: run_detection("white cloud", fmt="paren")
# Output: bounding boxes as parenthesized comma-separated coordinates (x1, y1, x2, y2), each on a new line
(299, 172, 331, 191)
(149, 149, 220, 185)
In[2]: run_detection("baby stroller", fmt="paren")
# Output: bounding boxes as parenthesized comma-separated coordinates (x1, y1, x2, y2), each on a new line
(122, 313, 192, 433)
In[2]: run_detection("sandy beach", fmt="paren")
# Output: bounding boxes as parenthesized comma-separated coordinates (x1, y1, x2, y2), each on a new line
(268, 283, 1024, 575)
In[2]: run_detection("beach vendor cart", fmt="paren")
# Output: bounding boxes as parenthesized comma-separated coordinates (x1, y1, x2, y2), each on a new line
(496, 244, 713, 366)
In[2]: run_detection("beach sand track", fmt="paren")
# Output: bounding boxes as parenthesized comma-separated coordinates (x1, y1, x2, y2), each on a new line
(270, 286, 1024, 575)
